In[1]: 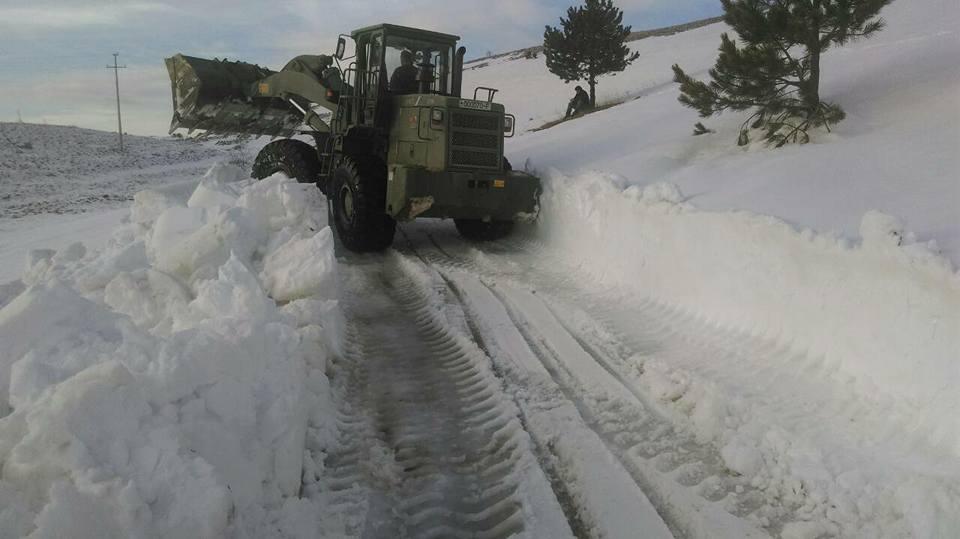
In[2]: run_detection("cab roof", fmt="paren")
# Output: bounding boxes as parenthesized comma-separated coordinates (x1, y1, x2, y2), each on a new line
(350, 23, 460, 44)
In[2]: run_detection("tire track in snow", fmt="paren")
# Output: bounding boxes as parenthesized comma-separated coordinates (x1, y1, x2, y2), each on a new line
(397, 225, 769, 538)
(408, 222, 960, 536)
(303, 323, 386, 536)
(432, 267, 596, 539)
(477, 228, 960, 533)
(485, 278, 764, 539)
(314, 255, 572, 538)
(436, 269, 676, 539)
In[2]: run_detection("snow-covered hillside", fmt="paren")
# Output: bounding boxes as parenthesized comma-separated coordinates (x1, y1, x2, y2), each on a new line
(0, 124, 239, 282)
(0, 123, 229, 218)
(466, 0, 959, 266)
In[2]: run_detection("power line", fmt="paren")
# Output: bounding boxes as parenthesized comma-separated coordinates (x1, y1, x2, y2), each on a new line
(105, 52, 127, 151)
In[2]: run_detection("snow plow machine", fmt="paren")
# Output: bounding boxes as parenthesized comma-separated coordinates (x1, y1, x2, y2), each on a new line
(165, 24, 540, 252)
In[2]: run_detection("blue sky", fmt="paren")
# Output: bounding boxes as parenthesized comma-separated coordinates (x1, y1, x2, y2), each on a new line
(0, 0, 721, 136)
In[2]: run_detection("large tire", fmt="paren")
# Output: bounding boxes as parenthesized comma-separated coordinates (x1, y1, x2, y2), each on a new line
(330, 156, 395, 252)
(252, 139, 320, 185)
(454, 219, 514, 241)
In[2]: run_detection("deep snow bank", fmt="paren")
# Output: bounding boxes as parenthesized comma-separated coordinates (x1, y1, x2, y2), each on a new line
(538, 170, 960, 451)
(0, 164, 342, 538)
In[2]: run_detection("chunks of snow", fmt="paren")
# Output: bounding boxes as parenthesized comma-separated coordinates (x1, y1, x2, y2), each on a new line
(0, 165, 341, 538)
(262, 228, 337, 302)
(187, 162, 245, 212)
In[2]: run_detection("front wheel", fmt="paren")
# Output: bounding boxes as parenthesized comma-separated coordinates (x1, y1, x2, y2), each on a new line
(252, 139, 320, 185)
(330, 157, 395, 252)
(454, 219, 514, 241)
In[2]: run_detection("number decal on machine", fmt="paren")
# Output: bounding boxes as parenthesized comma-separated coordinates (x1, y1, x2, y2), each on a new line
(458, 99, 493, 111)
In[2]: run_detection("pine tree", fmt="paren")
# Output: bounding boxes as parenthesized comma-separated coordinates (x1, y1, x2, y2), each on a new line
(543, 0, 640, 107)
(672, 0, 894, 147)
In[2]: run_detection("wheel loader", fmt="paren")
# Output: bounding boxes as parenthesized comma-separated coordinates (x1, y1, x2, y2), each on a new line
(165, 24, 540, 252)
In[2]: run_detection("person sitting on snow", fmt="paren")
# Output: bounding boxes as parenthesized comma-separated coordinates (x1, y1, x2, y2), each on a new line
(565, 85, 591, 118)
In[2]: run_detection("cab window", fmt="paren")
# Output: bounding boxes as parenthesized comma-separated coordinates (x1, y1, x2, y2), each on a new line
(383, 35, 452, 95)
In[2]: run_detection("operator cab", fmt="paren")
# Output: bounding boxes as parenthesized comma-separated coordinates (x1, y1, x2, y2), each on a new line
(383, 35, 454, 95)
(342, 24, 464, 99)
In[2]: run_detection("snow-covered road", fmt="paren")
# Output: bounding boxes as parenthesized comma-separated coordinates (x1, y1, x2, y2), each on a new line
(297, 220, 956, 537)
(313, 254, 576, 537)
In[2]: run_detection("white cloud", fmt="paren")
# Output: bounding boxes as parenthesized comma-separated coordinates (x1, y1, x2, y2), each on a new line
(0, 2, 175, 30)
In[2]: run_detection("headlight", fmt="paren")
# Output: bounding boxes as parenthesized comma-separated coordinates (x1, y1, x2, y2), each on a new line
(431, 108, 444, 125)
(503, 115, 514, 133)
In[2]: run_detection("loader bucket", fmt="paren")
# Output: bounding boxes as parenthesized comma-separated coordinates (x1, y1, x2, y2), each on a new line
(164, 54, 304, 136)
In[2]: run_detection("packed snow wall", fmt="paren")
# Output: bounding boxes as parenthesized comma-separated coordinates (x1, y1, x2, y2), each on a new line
(538, 170, 960, 452)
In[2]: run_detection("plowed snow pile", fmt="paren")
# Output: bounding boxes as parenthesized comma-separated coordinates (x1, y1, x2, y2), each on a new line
(0, 165, 342, 538)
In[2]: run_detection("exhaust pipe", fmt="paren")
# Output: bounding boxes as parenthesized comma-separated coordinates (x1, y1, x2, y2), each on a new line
(452, 46, 466, 98)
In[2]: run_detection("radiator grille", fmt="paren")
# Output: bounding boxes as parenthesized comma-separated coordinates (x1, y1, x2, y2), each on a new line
(451, 112, 499, 131)
(451, 149, 499, 168)
(451, 131, 498, 149)
(449, 111, 501, 170)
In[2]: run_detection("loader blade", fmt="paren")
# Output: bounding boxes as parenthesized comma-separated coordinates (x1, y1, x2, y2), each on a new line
(164, 54, 304, 137)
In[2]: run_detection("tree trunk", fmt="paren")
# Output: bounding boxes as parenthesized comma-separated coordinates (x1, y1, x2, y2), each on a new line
(806, 47, 821, 112)
(805, 0, 822, 115)
(588, 76, 596, 107)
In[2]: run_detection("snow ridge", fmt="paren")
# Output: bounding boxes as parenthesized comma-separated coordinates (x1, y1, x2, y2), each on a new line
(539, 170, 960, 451)
(0, 164, 343, 538)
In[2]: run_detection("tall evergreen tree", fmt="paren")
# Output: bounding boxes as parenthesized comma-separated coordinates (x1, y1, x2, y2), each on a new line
(672, 0, 894, 146)
(543, 0, 640, 107)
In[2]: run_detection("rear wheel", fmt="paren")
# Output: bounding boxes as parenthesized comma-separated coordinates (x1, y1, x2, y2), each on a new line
(330, 157, 395, 252)
(454, 219, 514, 241)
(252, 139, 320, 185)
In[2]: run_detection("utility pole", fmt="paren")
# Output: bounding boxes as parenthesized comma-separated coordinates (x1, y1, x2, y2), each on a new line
(106, 53, 127, 151)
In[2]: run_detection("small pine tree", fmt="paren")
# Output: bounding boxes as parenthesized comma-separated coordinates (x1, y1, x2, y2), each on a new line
(672, 0, 893, 147)
(543, 0, 640, 107)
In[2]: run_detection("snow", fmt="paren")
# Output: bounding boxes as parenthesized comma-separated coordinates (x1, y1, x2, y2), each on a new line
(0, 210, 129, 284)
(442, 268, 763, 539)
(458, 0, 958, 534)
(531, 169, 960, 532)
(539, 169, 959, 414)
(0, 165, 342, 538)
(467, 0, 960, 266)
(262, 229, 337, 302)
(0, 0, 957, 535)
(402, 218, 960, 537)
(0, 122, 228, 218)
